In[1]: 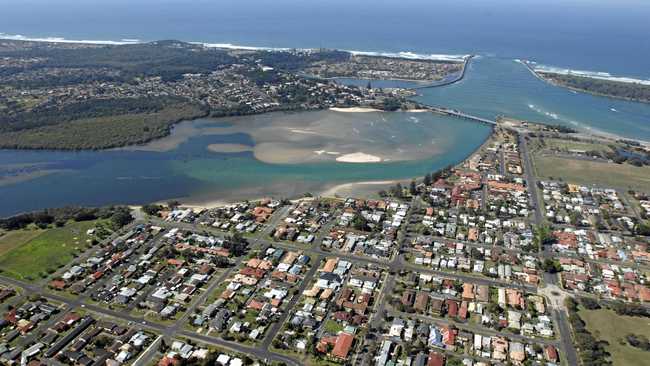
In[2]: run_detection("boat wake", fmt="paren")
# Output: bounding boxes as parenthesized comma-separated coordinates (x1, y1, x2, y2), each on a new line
(527, 103, 589, 129)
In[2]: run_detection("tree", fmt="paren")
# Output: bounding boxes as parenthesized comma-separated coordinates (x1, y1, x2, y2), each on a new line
(636, 221, 650, 236)
(142, 204, 163, 216)
(533, 224, 553, 251)
(409, 179, 417, 196)
(352, 215, 370, 231)
(390, 183, 404, 198)
(74, 209, 97, 222)
(423, 173, 432, 186)
(110, 208, 133, 229)
(542, 258, 562, 273)
(381, 97, 401, 111)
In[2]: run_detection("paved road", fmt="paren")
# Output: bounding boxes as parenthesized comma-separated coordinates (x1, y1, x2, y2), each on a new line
(0, 264, 302, 366)
(261, 254, 322, 350)
(0, 195, 581, 365)
(554, 310, 579, 366)
(166, 265, 238, 336)
(388, 308, 560, 346)
(519, 132, 580, 365)
(519, 133, 543, 226)
(401, 261, 537, 292)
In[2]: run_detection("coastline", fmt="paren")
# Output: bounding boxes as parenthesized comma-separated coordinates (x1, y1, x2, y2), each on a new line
(0, 32, 469, 62)
(520, 60, 650, 105)
(309, 54, 474, 91)
(412, 54, 474, 90)
(329, 107, 383, 113)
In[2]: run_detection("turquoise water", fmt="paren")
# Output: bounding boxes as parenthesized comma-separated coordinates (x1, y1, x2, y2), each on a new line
(0, 113, 492, 216)
(415, 57, 650, 141)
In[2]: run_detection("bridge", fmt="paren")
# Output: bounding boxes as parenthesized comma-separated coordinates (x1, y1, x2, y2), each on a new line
(419, 103, 497, 126)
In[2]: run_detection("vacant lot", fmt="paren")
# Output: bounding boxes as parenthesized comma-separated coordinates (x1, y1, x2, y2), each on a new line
(579, 308, 650, 366)
(0, 220, 101, 281)
(533, 155, 650, 191)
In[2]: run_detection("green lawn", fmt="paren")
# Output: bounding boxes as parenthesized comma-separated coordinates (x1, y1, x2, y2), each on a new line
(0, 220, 102, 281)
(579, 308, 650, 366)
(0, 229, 44, 256)
(543, 138, 612, 153)
(533, 155, 650, 191)
(323, 319, 344, 334)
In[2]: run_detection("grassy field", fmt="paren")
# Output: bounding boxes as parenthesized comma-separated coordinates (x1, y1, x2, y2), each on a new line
(579, 308, 650, 365)
(0, 220, 102, 281)
(0, 229, 44, 256)
(533, 155, 650, 191)
(543, 138, 612, 153)
(323, 319, 344, 334)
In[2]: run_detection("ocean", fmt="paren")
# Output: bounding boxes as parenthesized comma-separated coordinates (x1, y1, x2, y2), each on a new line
(2, 0, 650, 77)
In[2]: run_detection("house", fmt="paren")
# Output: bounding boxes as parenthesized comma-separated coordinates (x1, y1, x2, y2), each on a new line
(545, 345, 558, 362)
(414, 292, 429, 312)
(332, 332, 354, 360)
(509, 342, 525, 362)
(445, 299, 458, 318)
(401, 291, 415, 307)
(429, 298, 444, 316)
(426, 351, 445, 366)
(462, 283, 474, 300)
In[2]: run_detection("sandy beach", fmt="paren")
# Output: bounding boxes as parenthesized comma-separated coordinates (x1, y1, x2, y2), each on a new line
(329, 107, 383, 113)
(320, 180, 399, 197)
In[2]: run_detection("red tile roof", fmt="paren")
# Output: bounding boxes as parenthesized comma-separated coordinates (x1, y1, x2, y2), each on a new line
(332, 333, 354, 360)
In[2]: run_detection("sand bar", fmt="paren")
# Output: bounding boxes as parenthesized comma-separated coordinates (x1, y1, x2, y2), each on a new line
(206, 143, 254, 153)
(336, 152, 383, 163)
(329, 107, 383, 113)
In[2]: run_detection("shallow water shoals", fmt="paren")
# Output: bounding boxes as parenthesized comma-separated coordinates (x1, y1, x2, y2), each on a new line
(0, 110, 492, 216)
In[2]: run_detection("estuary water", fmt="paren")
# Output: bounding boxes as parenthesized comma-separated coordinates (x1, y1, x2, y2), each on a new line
(1, 0, 650, 215)
(0, 112, 492, 216)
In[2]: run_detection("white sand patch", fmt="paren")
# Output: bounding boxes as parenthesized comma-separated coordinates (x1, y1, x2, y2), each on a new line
(330, 107, 383, 113)
(321, 180, 398, 197)
(336, 152, 382, 163)
(314, 150, 341, 156)
(289, 129, 319, 135)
